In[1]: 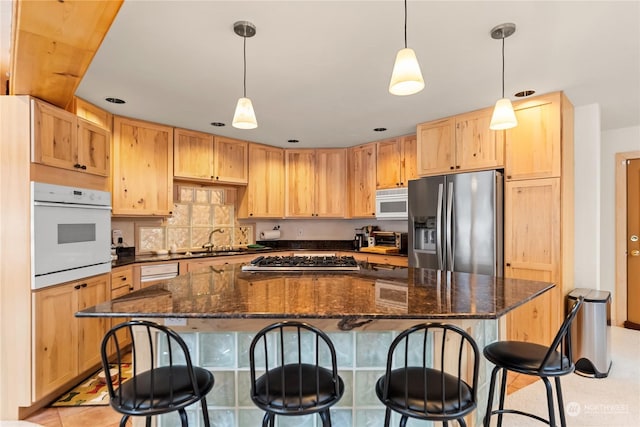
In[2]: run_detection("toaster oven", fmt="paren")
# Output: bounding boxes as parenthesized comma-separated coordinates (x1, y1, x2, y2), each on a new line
(371, 231, 408, 254)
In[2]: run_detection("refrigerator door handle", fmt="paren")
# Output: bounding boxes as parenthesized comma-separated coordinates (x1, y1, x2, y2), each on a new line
(436, 183, 444, 270)
(446, 181, 454, 271)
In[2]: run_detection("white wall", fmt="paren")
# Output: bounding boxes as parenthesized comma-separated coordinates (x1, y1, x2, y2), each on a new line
(249, 219, 408, 242)
(573, 104, 601, 288)
(600, 125, 640, 296)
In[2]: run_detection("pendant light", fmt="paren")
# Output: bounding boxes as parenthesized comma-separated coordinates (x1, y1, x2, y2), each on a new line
(389, 0, 424, 96)
(232, 21, 258, 129)
(489, 23, 517, 130)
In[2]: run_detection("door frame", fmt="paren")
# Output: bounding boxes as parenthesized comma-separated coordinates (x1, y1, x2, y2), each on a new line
(615, 151, 640, 326)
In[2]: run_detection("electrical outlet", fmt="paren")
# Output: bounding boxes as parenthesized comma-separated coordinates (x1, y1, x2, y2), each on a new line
(112, 229, 123, 244)
(297, 228, 304, 237)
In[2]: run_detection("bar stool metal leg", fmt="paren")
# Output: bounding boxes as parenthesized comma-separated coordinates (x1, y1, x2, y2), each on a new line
(497, 368, 508, 427)
(555, 376, 568, 427)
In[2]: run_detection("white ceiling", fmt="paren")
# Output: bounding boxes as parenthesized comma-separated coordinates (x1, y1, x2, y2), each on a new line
(76, 0, 640, 149)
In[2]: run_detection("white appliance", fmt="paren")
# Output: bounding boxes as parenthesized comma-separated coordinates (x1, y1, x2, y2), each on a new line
(31, 182, 112, 289)
(375, 188, 409, 220)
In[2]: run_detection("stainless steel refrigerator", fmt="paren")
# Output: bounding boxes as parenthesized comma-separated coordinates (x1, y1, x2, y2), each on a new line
(408, 170, 503, 276)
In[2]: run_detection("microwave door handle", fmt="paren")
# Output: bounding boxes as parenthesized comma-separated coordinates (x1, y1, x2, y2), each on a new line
(446, 181, 454, 272)
(436, 183, 444, 270)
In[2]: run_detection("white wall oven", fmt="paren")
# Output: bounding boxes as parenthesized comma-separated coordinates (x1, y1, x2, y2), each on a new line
(31, 182, 112, 289)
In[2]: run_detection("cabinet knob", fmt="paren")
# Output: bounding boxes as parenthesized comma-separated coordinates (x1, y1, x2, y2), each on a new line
(455, 165, 460, 169)
(249, 213, 253, 216)
(450, 166, 454, 170)
(506, 263, 511, 267)
(73, 163, 82, 169)
(506, 175, 512, 179)
(215, 176, 219, 180)
(74, 285, 81, 290)
(121, 277, 127, 281)
(80, 164, 87, 170)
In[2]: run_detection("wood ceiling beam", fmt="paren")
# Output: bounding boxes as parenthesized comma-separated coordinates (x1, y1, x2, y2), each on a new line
(9, 0, 123, 110)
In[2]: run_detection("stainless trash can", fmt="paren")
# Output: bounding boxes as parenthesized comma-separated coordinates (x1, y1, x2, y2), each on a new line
(567, 288, 612, 378)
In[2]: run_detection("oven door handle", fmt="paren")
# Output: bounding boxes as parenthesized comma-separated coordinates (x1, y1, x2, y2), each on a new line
(34, 201, 112, 210)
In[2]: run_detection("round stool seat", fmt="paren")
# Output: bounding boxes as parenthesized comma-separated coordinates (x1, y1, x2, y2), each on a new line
(484, 341, 573, 376)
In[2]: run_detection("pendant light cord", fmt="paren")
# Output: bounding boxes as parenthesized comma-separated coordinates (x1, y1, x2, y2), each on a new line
(500, 35, 505, 98)
(243, 35, 247, 98)
(403, 0, 408, 48)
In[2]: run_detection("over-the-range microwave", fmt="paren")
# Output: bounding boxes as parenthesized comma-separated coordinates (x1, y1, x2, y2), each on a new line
(375, 188, 408, 220)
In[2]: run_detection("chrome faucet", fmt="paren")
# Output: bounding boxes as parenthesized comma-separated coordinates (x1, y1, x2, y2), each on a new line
(202, 228, 224, 252)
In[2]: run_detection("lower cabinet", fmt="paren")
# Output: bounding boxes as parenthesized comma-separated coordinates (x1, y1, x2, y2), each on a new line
(110, 266, 134, 352)
(33, 274, 109, 400)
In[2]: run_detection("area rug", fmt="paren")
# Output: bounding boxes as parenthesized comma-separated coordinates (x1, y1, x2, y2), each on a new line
(51, 363, 132, 407)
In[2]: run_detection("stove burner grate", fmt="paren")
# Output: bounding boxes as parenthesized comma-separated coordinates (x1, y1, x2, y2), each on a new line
(241, 255, 360, 272)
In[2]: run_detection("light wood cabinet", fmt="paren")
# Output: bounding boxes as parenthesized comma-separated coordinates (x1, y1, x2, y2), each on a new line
(33, 274, 109, 400)
(417, 107, 503, 176)
(73, 97, 113, 130)
(173, 129, 248, 185)
(238, 143, 285, 218)
(285, 148, 347, 218)
(110, 266, 134, 351)
(32, 98, 110, 177)
(112, 116, 174, 216)
(376, 135, 417, 189)
(505, 92, 562, 181)
(348, 143, 377, 218)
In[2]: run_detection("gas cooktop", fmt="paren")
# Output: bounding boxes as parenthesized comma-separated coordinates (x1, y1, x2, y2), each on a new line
(241, 255, 360, 272)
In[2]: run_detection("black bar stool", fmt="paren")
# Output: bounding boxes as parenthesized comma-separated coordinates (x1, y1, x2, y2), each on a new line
(100, 320, 215, 427)
(375, 323, 480, 427)
(248, 321, 345, 427)
(483, 295, 584, 427)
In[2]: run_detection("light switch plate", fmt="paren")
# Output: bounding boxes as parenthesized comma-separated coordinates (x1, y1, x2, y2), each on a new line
(164, 318, 187, 327)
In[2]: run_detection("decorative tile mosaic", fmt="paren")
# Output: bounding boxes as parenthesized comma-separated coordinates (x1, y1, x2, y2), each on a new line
(192, 204, 213, 226)
(195, 188, 210, 204)
(138, 227, 166, 252)
(210, 188, 225, 205)
(213, 204, 234, 226)
(167, 203, 190, 226)
(166, 227, 190, 250)
(179, 187, 194, 202)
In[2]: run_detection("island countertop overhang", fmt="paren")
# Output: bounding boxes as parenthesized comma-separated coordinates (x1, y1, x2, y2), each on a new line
(76, 263, 555, 321)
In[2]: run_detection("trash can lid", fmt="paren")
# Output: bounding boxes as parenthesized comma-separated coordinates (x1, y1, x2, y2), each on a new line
(568, 288, 611, 303)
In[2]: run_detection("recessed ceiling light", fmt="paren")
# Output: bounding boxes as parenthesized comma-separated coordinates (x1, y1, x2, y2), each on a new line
(105, 97, 125, 104)
(287, 139, 300, 144)
(210, 122, 226, 127)
(514, 90, 535, 98)
(374, 127, 387, 132)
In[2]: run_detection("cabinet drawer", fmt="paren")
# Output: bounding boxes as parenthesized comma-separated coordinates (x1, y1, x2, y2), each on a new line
(111, 267, 133, 291)
(111, 284, 132, 299)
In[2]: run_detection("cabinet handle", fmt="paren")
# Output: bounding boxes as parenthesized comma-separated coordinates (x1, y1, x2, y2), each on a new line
(450, 166, 454, 170)
(80, 164, 87, 170)
(121, 277, 127, 281)
(74, 285, 82, 290)
(455, 165, 460, 169)
(506, 263, 511, 267)
(81, 283, 87, 288)
(73, 163, 82, 169)
(249, 213, 253, 216)
(506, 175, 512, 179)
(215, 176, 219, 180)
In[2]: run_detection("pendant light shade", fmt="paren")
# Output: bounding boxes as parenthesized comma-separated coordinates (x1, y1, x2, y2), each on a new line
(389, 48, 425, 96)
(232, 21, 257, 129)
(389, 0, 424, 96)
(233, 97, 257, 129)
(489, 23, 517, 130)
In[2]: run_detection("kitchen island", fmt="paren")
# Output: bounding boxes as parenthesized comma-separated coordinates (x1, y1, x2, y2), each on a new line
(77, 262, 554, 427)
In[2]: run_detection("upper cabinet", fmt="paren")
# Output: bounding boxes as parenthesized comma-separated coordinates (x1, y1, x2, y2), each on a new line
(285, 148, 347, 218)
(348, 143, 377, 218)
(376, 135, 417, 189)
(31, 98, 110, 177)
(173, 129, 248, 185)
(112, 116, 174, 216)
(417, 107, 503, 176)
(505, 92, 563, 181)
(238, 143, 285, 218)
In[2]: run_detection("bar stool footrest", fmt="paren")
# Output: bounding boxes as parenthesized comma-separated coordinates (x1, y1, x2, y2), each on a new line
(488, 408, 551, 425)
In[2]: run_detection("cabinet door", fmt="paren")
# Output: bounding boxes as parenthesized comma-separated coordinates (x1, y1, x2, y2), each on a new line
(243, 144, 284, 218)
(112, 117, 174, 216)
(401, 134, 418, 185)
(505, 93, 562, 180)
(77, 118, 110, 176)
(376, 138, 402, 189)
(455, 108, 504, 171)
(315, 149, 347, 217)
(214, 136, 248, 185)
(32, 99, 78, 171)
(34, 284, 78, 400)
(504, 178, 561, 344)
(173, 128, 214, 181)
(349, 143, 377, 218)
(285, 149, 316, 217)
(417, 118, 455, 175)
(76, 275, 109, 373)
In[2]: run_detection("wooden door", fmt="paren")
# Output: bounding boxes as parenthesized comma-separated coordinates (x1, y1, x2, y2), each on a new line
(401, 134, 418, 185)
(173, 128, 214, 181)
(455, 108, 504, 171)
(76, 275, 109, 373)
(77, 117, 110, 176)
(34, 283, 78, 400)
(112, 117, 174, 216)
(505, 92, 561, 180)
(244, 144, 284, 218)
(627, 159, 640, 326)
(349, 143, 377, 218)
(376, 138, 402, 189)
(417, 118, 455, 176)
(504, 178, 561, 344)
(285, 149, 316, 217)
(32, 99, 78, 171)
(214, 136, 248, 184)
(315, 149, 347, 217)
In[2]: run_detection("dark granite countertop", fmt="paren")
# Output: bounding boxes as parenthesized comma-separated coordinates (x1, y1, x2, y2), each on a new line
(78, 262, 553, 321)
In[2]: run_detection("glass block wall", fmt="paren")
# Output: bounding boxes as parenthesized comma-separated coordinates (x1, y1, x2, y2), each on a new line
(138, 186, 253, 253)
(156, 318, 498, 427)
